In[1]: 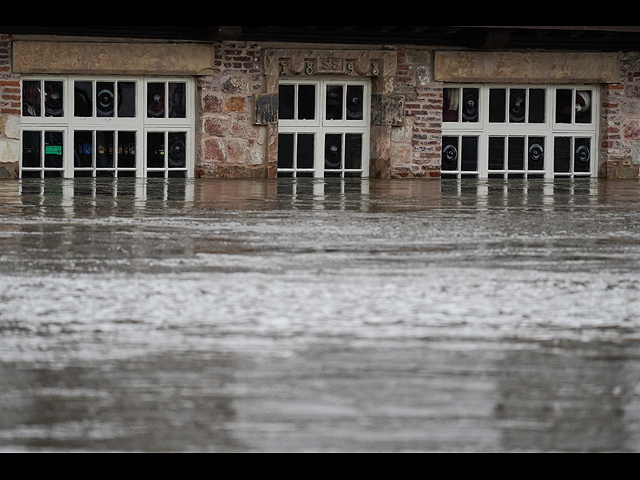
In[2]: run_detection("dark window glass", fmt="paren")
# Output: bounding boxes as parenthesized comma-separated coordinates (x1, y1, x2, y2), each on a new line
(147, 133, 165, 168)
(23, 81, 42, 117)
(168, 133, 187, 169)
(575, 138, 592, 173)
(508, 137, 525, 171)
(279, 85, 295, 121)
(443, 89, 460, 123)
(118, 82, 136, 118)
(528, 137, 545, 171)
(576, 91, 593, 124)
(96, 131, 115, 168)
(556, 89, 573, 124)
(326, 86, 344, 121)
(278, 134, 294, 169)
(461, 137, 479, 171)
(442, 137, 459, 171)
(489, 137, 505, 171)
(169, 83, 187, 119)
(325, 134, 343, 169)
(75, 82, 93, 117)
(346, 86, 364, 120)
(510, 89, 527, 123)
(44, 81, 64, 118)
(345, 134, 363, 170)
(22, 131, 41, 168)
(297, 134, 315, 169)
(44, 132, 64, 168)
(75, 131, 93, 168)
(298, 85, 316, 120)
(489, 89, 506, 123)
(462, 89, 480, 123)
(97, 82, 115, 118)
(118, 132, 137, 169)
(554, 137, 572, 173)
(148, 83, 166, 118)
(529, 89, 546, 124)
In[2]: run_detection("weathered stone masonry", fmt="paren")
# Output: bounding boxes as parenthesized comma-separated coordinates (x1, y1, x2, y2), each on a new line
(2, 34, 640, 180)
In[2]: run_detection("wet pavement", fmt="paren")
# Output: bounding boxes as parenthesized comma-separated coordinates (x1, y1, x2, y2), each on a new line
(0, 177, 640, 452)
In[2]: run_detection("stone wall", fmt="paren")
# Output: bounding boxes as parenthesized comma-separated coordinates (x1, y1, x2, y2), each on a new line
(0, 35, 19, 179)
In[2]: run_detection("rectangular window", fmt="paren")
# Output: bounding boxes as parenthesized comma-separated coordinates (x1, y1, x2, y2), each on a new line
(21, 76, 194, 179)
(443, 85, 598, 179)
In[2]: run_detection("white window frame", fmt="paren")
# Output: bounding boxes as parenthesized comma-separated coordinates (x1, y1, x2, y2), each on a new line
(278, 78, 371, 179)
(442, 85, 599, 179)
(20, 76, 195, 179)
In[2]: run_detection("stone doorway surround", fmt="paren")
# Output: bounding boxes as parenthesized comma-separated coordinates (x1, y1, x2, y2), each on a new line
(257, 48, 404, 179)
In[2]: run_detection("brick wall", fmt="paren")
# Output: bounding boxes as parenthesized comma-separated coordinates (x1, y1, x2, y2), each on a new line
(197, 42, 267, 178)
(600, 53, 640, 179)
(0, 35, 20, 178)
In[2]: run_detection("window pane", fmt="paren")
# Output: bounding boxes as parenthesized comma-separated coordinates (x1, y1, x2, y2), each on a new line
(554, 137, 572, 173)
(556, 89, 573, 124)
(97, 131, 115, 168)
(576, 91, 593, 124)
(279, 85, 295, 121)
(118, 132, 136, 169)
(97, 82, 115, 118)
(528, 137, 545, 171)
(346, 86, 364, 120)
(462, 89, 479, 123)
(297, 134, 315, 169)
(510, 89, 527, 123)
(345, 134, 363, 170)
(325, 134, 343, 169)
(489, 137, 505, 170)
(169, 83, 187, 119)
(278, 134, 294, 169)
(44, 81, 64, 118)
(118, 82, 136, 118)
(489, 89, 506, 123)
(23, 81, 42, 117)
(22, 131, 41, 167)
(442, 137, 459, 171)
(44, 132, 63, 168)
(298, 85, 316, 120)
(529, 89, 546, 124)
(168, 133, 187, 169)
(148, 133, 165, 168)
(75, 82, 93, 117)
(443, 89, 459, 123)
(508, 137, 525, 170)
(326, 86, 344, 121)
(75, 131, 93, 168)
(575, 138, 592, 173)
(148, 83, 166, 118)
(461, 137, 478, 171)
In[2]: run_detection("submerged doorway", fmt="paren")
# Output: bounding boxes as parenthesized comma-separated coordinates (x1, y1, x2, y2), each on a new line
(277, 78, 371, 178)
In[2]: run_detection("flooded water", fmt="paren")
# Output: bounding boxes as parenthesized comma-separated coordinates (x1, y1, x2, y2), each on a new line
(1, 177, 640, 452)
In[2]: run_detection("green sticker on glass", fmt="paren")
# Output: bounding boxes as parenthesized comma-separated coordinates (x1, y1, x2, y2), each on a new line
(45, 146, 62, 155)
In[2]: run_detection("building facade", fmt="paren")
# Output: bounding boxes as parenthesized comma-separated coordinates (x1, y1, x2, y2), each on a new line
(1, 26, 640, 180)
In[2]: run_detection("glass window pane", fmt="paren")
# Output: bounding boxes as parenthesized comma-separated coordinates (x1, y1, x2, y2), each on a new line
(529, 89, 546, 124)
(118, 82, 136, 118)
(168, 133, 187, 169)
(22, 131, 41, 167)
(147, 133, 165, 168)
(556, 89, 573, 124)
(576, 91, 593, 124)
(75, 82, 93, 117)
(297, 134, 315, 169)
(23, 81, 41, 117)
(575, 138, 592, 173)
(462, 89, 479, 123)
(461, 137, 478, 171)
(148, 83, 166, 118)
(97, 82, 115, 118)
(44, 81, 64, 118)
(489, 89, 506, 123)
(118, 132, 137, 169)
(169, 83, 187, 119)
(443, 89, 460, 123)
(326, 85, 344, 121)
(510, 89, 527, 123)
(489, 137, 505, 171)
(528, 137, 545, 171)
(554, 137, 572, 173)
(508, 137, 525, 170)
(278, 134, 294, 169)
(44, 132, 63, 168)
(345, 134, 363, 170)
(325, 134, 343, 169)
(97, 131, 115, 168)
(298, 85, 316, 120)
(75, 131, 93, 168)
(279, 85, 295, 121)
(346, 86, 364, 120)
(442, 137, 459, 171)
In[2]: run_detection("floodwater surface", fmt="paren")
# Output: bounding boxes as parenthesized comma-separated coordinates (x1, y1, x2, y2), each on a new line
(1, 178, 640, 452)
